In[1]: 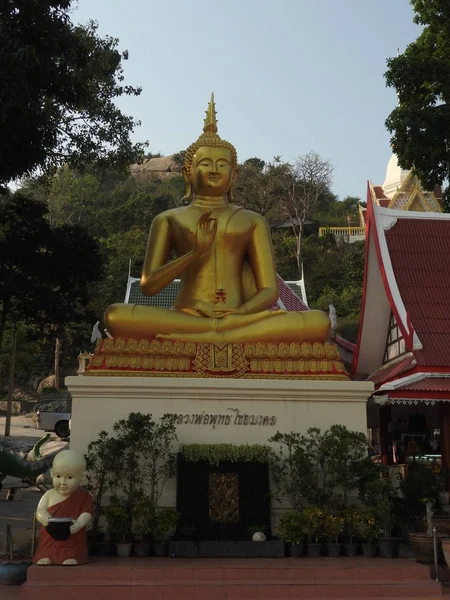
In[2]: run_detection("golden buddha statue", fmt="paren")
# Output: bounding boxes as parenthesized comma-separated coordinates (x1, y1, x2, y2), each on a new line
(104, 94, 330, 345)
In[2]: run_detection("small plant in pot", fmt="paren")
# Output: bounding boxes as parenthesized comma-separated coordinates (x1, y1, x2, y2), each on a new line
(365, 479, 399, 559)
(324, 514, 344, 558)
(359, 510, 380, 558)
(276, 511, 306, 557)
(409, 498, 448, 564)
(303, 506, 324, 557)
(150, 508, 179, 556)
(132, 495, 154, 558)
(104, 498, 132, 557)
(343, 507, 361, 557)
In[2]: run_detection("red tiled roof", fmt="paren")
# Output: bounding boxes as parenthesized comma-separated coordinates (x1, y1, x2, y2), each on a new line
(334, 335, 356, 352)
(370, 354, 416, 387)
(274, 275, 309, 311)
(399, 378, 450, 392)
(271, 276, 355, 355)
(385, 219, 450, 367)
(378, 199, 390, 208)
(374, 186, 387, 199)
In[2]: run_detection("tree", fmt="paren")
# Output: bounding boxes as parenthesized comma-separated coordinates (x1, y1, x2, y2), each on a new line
(278, 152, 334, 276)
(234, 158, 284, 226)
(0, 193, 102, 357)
(385, 0, 450, 199)
(0, 1, 146, 186)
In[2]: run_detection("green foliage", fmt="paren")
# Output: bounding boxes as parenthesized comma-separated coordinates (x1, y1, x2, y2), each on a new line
(269, 426, 374, 511)
(181, 443, 273, 466)
(0, 193, 102, 358)
(111, 412, 178, 508)
(384, 0, 450, 193)
(85, 430, 124, 533)
(398, 461, 441, 521)
(302, 506, 324, 543)
(276, 511, 306, 545)
(150, 507, 179, 543)
(362, 479, 398, 537)
(343, 507, 362, 543)
(358, 509, 381, 542)
(0, 1, 146, 185)
(323, 514, 344, 543)
(86, 413, 178, 537)
(131, 494, 154, 542)
(104, 497, 130, 543)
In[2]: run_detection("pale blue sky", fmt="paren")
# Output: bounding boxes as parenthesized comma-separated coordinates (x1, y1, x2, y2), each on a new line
(74, 0, 420, 201)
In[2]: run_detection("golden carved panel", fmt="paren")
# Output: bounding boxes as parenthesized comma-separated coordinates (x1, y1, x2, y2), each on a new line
(209, 473, 239, 523)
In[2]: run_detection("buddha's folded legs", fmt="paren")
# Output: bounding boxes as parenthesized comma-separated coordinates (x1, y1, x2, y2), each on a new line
(160, 310, 330, 343)
(104, 304, 330, 344)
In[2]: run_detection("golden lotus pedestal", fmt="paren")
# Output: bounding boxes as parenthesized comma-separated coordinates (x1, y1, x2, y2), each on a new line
(84, 338, 349, 380)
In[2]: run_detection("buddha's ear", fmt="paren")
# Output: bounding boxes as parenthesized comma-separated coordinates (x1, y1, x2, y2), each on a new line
(181, 166, 192, 202)
(228, 169, 237, 201)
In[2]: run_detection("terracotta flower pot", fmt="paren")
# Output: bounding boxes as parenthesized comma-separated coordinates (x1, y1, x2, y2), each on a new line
(409, 532, 448, 564)
(439, 537, 450, 569)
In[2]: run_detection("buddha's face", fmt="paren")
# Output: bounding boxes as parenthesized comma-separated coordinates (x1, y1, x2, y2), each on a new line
(189, 146, 234, 196)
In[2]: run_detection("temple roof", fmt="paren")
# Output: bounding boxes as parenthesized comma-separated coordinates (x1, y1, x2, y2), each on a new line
(353, 185, 450, 387)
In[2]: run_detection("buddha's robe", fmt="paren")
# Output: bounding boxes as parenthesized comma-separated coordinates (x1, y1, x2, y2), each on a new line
(33, 488, 93, 565)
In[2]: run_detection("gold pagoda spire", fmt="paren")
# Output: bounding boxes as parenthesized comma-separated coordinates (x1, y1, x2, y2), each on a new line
(203, 92, 218, 133)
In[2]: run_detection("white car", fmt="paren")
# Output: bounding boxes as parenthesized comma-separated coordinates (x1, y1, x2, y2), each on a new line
(34, 399, 71, 438)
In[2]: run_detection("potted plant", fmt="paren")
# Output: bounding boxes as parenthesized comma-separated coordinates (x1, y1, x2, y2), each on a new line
(324, 514, 344, 558)
(365, 479, 399, 558)
(276, 511, 306, 557)
(343, 507, 360, 557)
(104, 498, 132, 557)
(132, 495, 154, 557)
(303, 506, 324, 557)
(359, 509, 379, 558)
(150, 507, 179, 556)
(410, 498, 448, 564)
(85, 430, 123, 555)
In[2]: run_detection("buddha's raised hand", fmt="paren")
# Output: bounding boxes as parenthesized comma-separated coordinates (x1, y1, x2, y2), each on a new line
(193, 211, 218, 256)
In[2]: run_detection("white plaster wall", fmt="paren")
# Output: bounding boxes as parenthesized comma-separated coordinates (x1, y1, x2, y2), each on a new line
(66, 376, 373, 515)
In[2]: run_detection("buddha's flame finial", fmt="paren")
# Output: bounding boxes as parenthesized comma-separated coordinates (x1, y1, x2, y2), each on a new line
(203, 92, 218, 133)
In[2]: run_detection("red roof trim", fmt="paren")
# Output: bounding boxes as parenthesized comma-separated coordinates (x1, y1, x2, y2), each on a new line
(351, 182, 373, 374)
(389, 390, 450, 400)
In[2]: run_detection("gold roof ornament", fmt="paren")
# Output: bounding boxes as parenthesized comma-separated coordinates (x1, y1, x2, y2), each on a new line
(203, 92, 218, 133)
(184, 93, 237, 175)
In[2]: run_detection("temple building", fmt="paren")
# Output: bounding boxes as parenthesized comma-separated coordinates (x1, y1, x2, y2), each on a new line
(359, 151, 442, 227)
(319, 152, 443, 243)
(352, 184, 450, 473)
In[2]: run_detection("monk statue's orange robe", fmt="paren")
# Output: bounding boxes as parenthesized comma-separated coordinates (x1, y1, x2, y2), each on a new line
(33, 488, 93, 565)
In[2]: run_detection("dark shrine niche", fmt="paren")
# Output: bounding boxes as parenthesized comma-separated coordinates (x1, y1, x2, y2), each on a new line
(176, 455, 271, 541)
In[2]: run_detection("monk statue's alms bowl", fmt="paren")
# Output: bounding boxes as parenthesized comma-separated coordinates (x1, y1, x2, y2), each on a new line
(46, 517, 73, 541)
(104, 93, 330, 346)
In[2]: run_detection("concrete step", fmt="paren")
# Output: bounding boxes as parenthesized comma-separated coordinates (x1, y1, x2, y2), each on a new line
(21, 557, 444, 600)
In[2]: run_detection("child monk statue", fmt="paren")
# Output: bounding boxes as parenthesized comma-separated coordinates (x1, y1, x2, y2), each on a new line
(33, 450, 93, 565)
